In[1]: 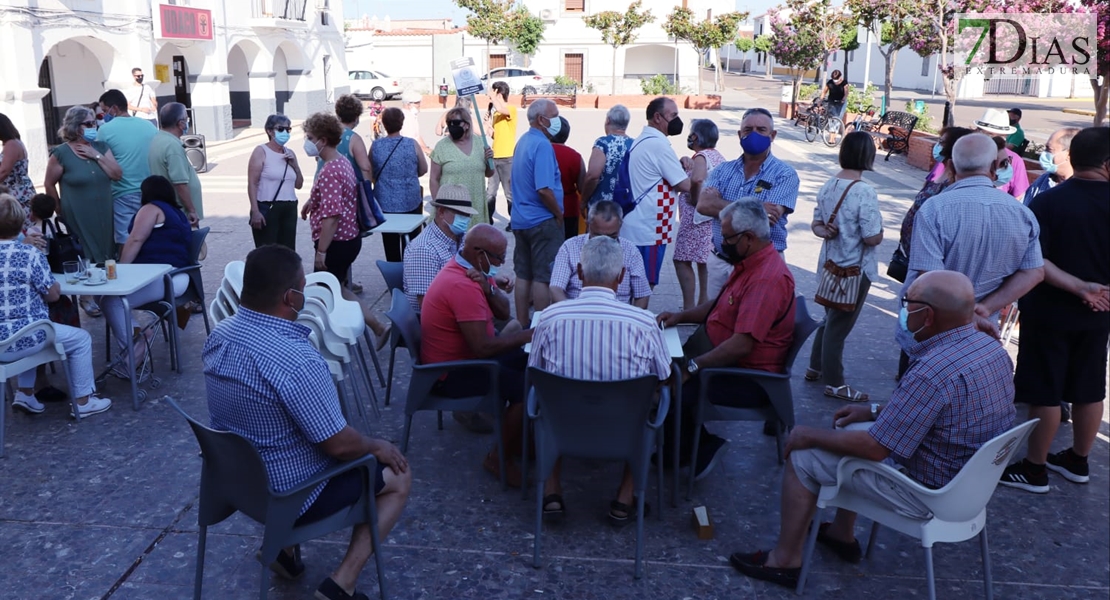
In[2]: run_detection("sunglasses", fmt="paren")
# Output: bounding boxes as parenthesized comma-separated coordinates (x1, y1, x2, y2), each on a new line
(273, 126, 292, 133)
(997, 158, 1012, 168)
(447, 120, 467, 128)
(81, 121, 96, 128)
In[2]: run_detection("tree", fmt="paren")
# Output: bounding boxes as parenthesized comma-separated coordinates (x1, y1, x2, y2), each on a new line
(583, 0, 655, 95)
(848, 0, 933, 116)
(753, 33, 774, 80)
(838, 23, 859, 79)
(508, 6, 545, 61)
(1082, 0, 1109, 125)
(768, 6, 824, 111)
(456, 0, 513, 78)
(663, 7, 749, 95)
(784, 0, 850, 90)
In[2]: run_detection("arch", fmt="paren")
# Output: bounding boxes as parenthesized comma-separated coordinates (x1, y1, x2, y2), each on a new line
(152, 42, 208, 110)
(227, 40, 263, 125)
(272, 42, 307, 116)
(624, 44, 679, 81)
(40, 36, 116, 144)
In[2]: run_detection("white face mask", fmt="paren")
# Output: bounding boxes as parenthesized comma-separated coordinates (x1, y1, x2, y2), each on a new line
(303, 138, 321, 157)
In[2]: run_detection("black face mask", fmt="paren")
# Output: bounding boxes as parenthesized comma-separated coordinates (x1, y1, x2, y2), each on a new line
(447, 124, 466, 141)
(721, 243, 743, 264)
(667, 116, 684, 137)
(135, 75, 144, 83)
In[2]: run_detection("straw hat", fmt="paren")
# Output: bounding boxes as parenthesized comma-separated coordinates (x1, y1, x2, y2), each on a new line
(430, 184, 477, 215)
(974, 108, 1016, 135)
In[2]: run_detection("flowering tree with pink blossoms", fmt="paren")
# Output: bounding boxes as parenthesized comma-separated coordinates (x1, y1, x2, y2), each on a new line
(768, 6, 824, 112)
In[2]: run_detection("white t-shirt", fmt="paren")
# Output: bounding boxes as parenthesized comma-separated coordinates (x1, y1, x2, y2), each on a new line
(622, 127, 688, 246)
(127, 84, 158, 121)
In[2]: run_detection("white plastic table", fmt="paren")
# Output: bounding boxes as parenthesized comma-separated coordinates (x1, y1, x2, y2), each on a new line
(370, 213, 430, 261)
(56, 263, 172, 410)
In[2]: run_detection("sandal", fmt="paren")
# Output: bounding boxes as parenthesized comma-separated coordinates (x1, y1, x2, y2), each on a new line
(542, 494, 565, 522)
(79, 299, 102, 318)
(608, 498, 650, 528)
(824, 385, 869, 402)
(804, 368, 821, 382)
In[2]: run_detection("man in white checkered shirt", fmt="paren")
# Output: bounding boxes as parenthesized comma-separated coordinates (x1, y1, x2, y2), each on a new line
(904, 133, 1044, 338)
(402, 185, 477, 312)
(549, 200, 652, 308)
(204, 245, 411, 600)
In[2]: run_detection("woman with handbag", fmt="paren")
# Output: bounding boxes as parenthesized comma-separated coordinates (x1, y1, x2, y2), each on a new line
(429, 106, 493, 231)
(807, 132, 883, 402)
(246, 114, 304, 250)
(370, 107, 427, 262)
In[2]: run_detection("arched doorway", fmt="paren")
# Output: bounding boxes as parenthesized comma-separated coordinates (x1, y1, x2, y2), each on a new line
(274, 42, 305, 116)
(40, 37, 114, 145)
(153, 43, 206, 117)
(624, 44, 679, 94)
(228, 40, 262, 128)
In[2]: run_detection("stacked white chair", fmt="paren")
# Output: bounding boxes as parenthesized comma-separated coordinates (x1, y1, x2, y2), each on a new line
(305, 271, 387, 389)
(295, 302, 374, 433)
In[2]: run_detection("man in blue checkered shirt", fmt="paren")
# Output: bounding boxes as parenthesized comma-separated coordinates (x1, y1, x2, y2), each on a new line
(204, 245, 411, 600)
(696, 107, 800, 298)
(729, 271, 1015, 590)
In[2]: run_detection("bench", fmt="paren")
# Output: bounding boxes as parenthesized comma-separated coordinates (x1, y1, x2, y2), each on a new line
(869, 110, 919, 161)
(522, 84, 577, 108)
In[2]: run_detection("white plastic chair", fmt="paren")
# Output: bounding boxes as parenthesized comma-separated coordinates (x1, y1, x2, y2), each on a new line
(223, 260, 245, 301)
(796, 419, 1040, 600)
(0, 320, 84, 457)
(305, 271, 386, 388)
(299, 294, 379, 423)
(295, 304, 373, 434)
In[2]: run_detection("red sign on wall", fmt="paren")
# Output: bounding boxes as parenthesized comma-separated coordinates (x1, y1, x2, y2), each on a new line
(159, 4, 214, 40)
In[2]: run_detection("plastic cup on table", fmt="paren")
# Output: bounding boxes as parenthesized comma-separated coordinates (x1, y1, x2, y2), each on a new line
(63, 261, 80, 284)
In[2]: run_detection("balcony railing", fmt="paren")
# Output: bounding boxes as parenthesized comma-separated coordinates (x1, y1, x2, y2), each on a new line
(253, 0, 308, 21)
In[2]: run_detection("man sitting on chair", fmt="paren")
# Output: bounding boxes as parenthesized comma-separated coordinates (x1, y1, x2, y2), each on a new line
(421, 224, 533, 487)
(729, 270, 1015, 590)
(402, 184, 476, 313)
(548, 200, 652, 308)
(657, 199, 795, 481)
(529, 235, 671, 526)
(203, 245, 411, 600)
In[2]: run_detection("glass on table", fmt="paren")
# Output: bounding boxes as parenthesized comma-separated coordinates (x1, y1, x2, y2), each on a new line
(63, 261, 80, 283)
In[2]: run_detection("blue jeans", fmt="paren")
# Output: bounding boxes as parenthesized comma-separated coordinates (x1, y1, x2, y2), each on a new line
(113, 193, 142, 244)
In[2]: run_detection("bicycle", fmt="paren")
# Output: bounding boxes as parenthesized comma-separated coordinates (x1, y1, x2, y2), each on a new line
(842, 107, 881, 137)
(802, 100, 844, 147)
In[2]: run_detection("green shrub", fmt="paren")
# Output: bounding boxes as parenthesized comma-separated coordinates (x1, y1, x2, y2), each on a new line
(797, 83, 819, 102)
(846, 82, 878, 115)
(904, 100, 939, 134)
(640, 74, 679, 96)
(553, 75, 579, 88)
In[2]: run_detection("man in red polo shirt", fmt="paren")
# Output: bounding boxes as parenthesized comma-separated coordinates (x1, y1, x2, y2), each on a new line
(421, 224, 533, 486)
(659, 198, 795, 479)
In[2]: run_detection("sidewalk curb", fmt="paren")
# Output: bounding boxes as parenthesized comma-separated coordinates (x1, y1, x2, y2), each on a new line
(1061, 108, 1096, 117)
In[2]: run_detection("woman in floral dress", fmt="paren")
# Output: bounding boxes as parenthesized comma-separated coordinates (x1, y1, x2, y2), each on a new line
(674, 119, 726, 310)
(0, 114, 37, 218)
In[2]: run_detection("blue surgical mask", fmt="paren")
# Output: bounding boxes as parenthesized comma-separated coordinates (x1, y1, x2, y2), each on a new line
(1038, 151, 1057, 174)
(740, 131, 772, 156)
(545, 114, 562, 138)
(82, 127, 98, 142)
(896, 305, 927, 354)
(181, 120, 190, 135)
(479, 250, 499, 278)
(287, 288, 305, 316)
(274, 130, 291, 146)
(932, 143, 943, 162)
(102, 112, 114, 123)
(448, 213, 470, 236)
(994, 164, 1013, 187)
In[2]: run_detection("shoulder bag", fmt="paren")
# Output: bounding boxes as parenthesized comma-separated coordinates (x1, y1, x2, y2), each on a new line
(814, 180, 863, 312)
(42, 218, 85, 274)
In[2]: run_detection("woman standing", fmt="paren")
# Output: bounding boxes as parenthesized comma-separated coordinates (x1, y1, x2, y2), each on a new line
(43, 106, 122, 265)
(0, 113, 37, 216)
(806, 132, 884, 402)
(247, 114, 304, 250)
(429, 106, 493, 231)
(370, 107, 427, 262)
(673, 119, 725, 310)
(581, 105, 632, 207)
(550, 116, 585, 239)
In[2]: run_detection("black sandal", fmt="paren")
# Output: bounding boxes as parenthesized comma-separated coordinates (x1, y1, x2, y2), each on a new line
(542, 494, 565, 522)
(607, 498, 650, 528)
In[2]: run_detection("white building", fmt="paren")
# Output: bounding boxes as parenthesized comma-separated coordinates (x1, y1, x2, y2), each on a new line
(1, 0, 348, 182)
(346, 0, 732, 96)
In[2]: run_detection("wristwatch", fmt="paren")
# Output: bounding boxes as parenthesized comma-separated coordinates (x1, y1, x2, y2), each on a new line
(686, 358, 700, 376)
(870, 403, 881, 420)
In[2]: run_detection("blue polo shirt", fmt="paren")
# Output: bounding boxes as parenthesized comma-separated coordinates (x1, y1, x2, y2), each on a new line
(706, 152, 799, 253)
(510, 128, 563, 230)
(96, 116, 157, 199)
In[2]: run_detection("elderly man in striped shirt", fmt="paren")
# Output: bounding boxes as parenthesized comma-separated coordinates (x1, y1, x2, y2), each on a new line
(549, 200, 652, 308)
(529, 235, 672, 526)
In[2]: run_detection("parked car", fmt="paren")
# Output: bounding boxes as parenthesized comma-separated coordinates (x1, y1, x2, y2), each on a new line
(480, 67, 555, 95)
(348, 70, 402, 100)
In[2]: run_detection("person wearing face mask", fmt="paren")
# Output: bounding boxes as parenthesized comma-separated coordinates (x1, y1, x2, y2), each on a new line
(420, 223, 534, 487)
(903, 133, 1043, 340)
(698, 107, 800, 299)
(1000, 126, 1110, 495)
(371, 107, 428, 261)
(147, 102, 202, 228)
(246, 114, 304, 250)
(730, 270, 1015, 591)
(971, 109, 1028, 199)
(1023, 126, 1081, 206)
(96, 89, 157, 246)
(430, 106, 494, 232)
(674, 118, 726, 311)
(1004, 107, 1025, 151)
(510, 99, 565, 327)
(125, 67, 159, 126)
(622, 97, 691, 290)
(402, 184, 479, 313)
(658, 199, 796, 482)
(549, 200, 651, 308)
(43, 105, 122, 267)
(549, 116, 586, 238)
(204, 245, 411, 600)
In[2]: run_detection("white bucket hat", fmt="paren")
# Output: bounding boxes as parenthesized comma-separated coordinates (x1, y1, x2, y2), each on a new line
(974, 108, 1016, 136)
(401, 91, 422, 105)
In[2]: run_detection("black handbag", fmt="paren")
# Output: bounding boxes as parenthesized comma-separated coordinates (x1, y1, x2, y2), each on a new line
(42, 218, 84, 274)
(887, 246, 909, 283)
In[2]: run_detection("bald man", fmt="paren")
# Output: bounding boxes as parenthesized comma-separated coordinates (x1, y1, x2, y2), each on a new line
(420, 223, 533, 487)
(730, 270, 1016, 590)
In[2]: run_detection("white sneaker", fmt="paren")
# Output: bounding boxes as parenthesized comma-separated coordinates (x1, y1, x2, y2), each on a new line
(71, 395, 112, 418)
(13, 391, 45, 414)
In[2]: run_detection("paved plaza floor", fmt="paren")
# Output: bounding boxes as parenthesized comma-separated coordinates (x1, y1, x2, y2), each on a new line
(1, 90, 1107, 599)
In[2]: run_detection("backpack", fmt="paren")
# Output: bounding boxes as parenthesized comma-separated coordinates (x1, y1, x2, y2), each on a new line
(611, 139, 662, 216)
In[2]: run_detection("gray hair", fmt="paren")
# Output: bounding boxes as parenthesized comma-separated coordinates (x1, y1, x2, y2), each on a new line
(579, 235, 624, 286)
(1054, 126, 1082, 151)
(527, 99, 556, 123)
(159, 102, 188, 129)
(951, 133, 997, 175)
(587, 199, 623, 225)
(689, 119, 719, 149)
(721, 198, 770, 242)
(59, 105, 95, 143)
(264, 113, 291, 132)
(605, 105, 630, 131)
(741, 107, 776, 131)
